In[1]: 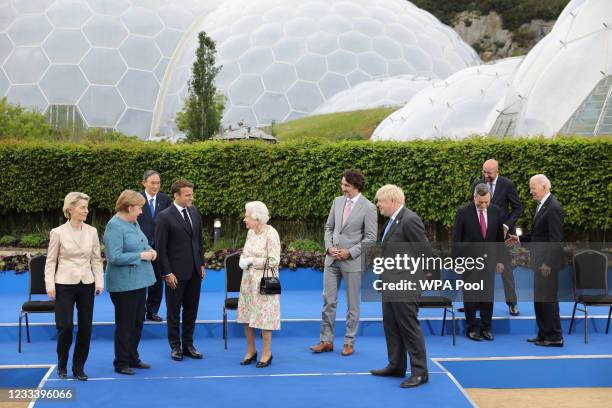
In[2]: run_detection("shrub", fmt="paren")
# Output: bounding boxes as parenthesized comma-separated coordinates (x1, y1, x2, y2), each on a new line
(287, 239, 325, 253)
(0, 235, 17, 246)
(19, 232, 49, 248)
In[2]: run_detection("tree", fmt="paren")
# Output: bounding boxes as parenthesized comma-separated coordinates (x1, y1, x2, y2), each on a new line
(176, 31, 224, 142)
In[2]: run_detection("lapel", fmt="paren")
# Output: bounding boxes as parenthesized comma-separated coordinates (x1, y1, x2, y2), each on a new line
(142, 192, 154, 222)
(63, 221, 86, 254)
(468, 203, 485, 241)
(382, 207, 404, 243)
(171, 204, 193, 236)
(485, 207, 498, 240)
(533, 195, 552, 225)
(335, 196, 344, 230)
(340, 195, 363, 232)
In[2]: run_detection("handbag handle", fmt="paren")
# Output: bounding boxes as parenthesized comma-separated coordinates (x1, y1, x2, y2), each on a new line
(262, 233, 277, 278)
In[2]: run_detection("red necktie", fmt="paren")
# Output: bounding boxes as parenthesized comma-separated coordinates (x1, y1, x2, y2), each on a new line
(479, 210, 486, 239)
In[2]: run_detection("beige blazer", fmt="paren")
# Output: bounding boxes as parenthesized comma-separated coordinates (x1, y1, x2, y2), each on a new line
(44, 222, 104, 293)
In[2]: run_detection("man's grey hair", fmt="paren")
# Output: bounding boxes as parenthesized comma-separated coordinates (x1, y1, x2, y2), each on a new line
(143, 170, 160, 181)
(530, 174, 551, 189)
(245, 201, 270, 224)
(474, 183, 491, 197)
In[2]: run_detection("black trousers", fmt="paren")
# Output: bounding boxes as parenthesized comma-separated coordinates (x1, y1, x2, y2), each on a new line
(146, 259, 163, 315)
(464, 301, 493, 332)
(165, 272, 201, 349)
(382, 301, 428, 377)
(54, 282, 95, 372)
(533, 268, 562, 341)
(110, 288, 146, 369)
(501, 265, 517, 306)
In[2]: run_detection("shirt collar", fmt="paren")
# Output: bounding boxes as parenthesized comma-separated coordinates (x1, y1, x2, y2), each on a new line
(390, 205, 404, 220)
(346, 193, 361, 204)
(173, 202, 186, 212)
(145, 191, 156, 201)
(539, 192, 551, 206)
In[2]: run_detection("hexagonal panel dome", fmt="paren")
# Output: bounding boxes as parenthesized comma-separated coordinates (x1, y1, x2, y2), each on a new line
(155, 0, 480, 136)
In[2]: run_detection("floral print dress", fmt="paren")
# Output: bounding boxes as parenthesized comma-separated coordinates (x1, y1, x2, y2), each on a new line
(236, 225, 281, 330)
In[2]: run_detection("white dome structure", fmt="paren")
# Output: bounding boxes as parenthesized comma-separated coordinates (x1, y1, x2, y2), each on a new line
(0, 0, 223, 139)
(154, 0, 481, 136)
(372, 57, 522, 140)
(490, 0, 612, 137)
(312, 75, 434, 115)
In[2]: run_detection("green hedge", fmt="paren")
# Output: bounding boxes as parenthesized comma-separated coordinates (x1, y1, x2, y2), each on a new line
(0, 137, 610, 232)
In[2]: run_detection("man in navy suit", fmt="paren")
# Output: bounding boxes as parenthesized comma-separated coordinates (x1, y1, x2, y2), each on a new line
(453, 183, 506, 341)
(472, 159, 523, 316)
(138, 170, 172, 322)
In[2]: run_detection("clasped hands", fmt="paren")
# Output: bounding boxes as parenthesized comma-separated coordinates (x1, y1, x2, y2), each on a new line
(328, 247, 351, 261)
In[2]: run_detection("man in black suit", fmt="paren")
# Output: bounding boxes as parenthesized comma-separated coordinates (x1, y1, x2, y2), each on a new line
(472, 159, 523, 316)
(506, 174, 564, 347)
(453, 183, 506, 341)
(370, 184, 429, 389)
(138, 170, 172, 322)
(155, 179, 206, 360)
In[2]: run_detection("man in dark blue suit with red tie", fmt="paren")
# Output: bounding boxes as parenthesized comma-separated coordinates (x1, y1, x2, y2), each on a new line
(138, 170, 172, 322)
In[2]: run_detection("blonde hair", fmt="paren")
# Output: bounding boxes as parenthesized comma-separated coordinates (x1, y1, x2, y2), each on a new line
(63, 192, 90, 219)
(115, 190, 146, 213)
(245, 201, 270, 224)
(375, 184, 405, 205)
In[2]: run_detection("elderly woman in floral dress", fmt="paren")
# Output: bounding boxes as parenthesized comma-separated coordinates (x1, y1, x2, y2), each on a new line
(236, 201, 281, 368)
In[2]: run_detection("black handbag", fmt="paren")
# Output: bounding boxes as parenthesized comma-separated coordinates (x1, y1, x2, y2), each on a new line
(259, 252, 281, 295)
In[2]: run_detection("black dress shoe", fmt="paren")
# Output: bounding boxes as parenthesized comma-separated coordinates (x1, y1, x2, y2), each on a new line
(481, 330, 494, 341)
(183, 345, 203, 359)
(115, 367, 135, 375)
(256, 355, 273, 368)
(509, 305, 520, 316)
(370, 367, 405, 377)
(57, 368, 67, 379)
(171, 347, 183, 361)
(400, 375, 428, 388)
(467, 331, 483, 341)
(527, 336, 543, 343)
(240, 352, 257, 366)
(535, 339, 564, 347)
(72, 371, 88, 381)
(146, 313, 163, 322)
(130, 361, 151, 369)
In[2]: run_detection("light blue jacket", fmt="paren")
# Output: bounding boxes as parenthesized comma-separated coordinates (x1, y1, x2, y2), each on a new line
(103, 215, 156, 293)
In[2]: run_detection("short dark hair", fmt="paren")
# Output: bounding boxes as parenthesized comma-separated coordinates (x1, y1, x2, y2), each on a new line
(171, 179, 194, 195)
(342, 169, 365, 192)
(474, 183, 491, 197)
(143, 170, 160, 181)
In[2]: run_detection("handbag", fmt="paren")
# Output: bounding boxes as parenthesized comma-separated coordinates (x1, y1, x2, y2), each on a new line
(259, 245, 281, 295)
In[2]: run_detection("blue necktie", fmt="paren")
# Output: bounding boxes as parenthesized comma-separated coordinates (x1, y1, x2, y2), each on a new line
(149, 198, 155, 218)
(382, 218, 394, 241)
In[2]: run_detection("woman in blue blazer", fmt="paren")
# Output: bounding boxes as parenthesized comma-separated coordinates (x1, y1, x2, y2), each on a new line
(104, 190, 157, 375)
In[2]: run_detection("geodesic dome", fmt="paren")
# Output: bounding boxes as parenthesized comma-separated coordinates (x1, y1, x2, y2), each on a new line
(372, 57, 522, 140)
(0, 0, 222, 139)
(154, 0, 481, 136)
(490, 0, 612, 137)
(312, 75, 434, 115)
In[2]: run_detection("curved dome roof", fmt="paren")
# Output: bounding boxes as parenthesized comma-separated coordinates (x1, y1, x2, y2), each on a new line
(154, 0, 481, 136)
(372, 57, 522, 140)
(312, 75, 434, 115)
(490, 0, 612, 137)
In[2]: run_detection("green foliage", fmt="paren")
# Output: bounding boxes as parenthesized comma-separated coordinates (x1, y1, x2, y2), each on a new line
(270, 107, 397, 143)
(19, 232, 49, 248)
(0, 137, 610, 234)
(287, 239, 325, 253)
(177, 31, 223, 142)
(0, 235, 17, 246)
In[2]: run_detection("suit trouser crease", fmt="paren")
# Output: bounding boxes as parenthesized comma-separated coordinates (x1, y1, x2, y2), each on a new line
(165, 272, 201, 349)
(320, 264, 361, 345)
(110, 288, 146, 369)
(501, 264, 517, 305)
(382, 301, 427, 376)
(146, 259, 163, 315)
(54, 282, 94, 371)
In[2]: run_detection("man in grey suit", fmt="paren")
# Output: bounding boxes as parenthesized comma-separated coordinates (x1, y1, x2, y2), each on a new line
(370, 184, 429, 388)
(310, 169, 377, 356)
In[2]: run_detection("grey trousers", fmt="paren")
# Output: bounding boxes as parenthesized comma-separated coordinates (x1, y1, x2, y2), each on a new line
(320, 264, 361, 345)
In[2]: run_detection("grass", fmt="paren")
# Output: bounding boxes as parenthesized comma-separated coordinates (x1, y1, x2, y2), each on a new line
(268, 107, 398, 143)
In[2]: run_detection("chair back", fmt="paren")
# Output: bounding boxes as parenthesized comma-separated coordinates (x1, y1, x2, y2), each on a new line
(573, 250, 608, 293)
(224, 252, 243, 296)
(28, 255, 48, 298)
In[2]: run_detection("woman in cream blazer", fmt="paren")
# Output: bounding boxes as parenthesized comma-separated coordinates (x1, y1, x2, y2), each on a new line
(44, 192, 104, 381)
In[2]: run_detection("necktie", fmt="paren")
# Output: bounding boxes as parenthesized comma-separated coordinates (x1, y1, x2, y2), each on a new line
(534, 201, 542, 220)
(342, 199, 353, 225)
(149, 198, 155, 218)
(489, 182, 495, 198)
(182, 208, 192, 231)
(382, 218, 394, 241)
(479, 210, 486, 239)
